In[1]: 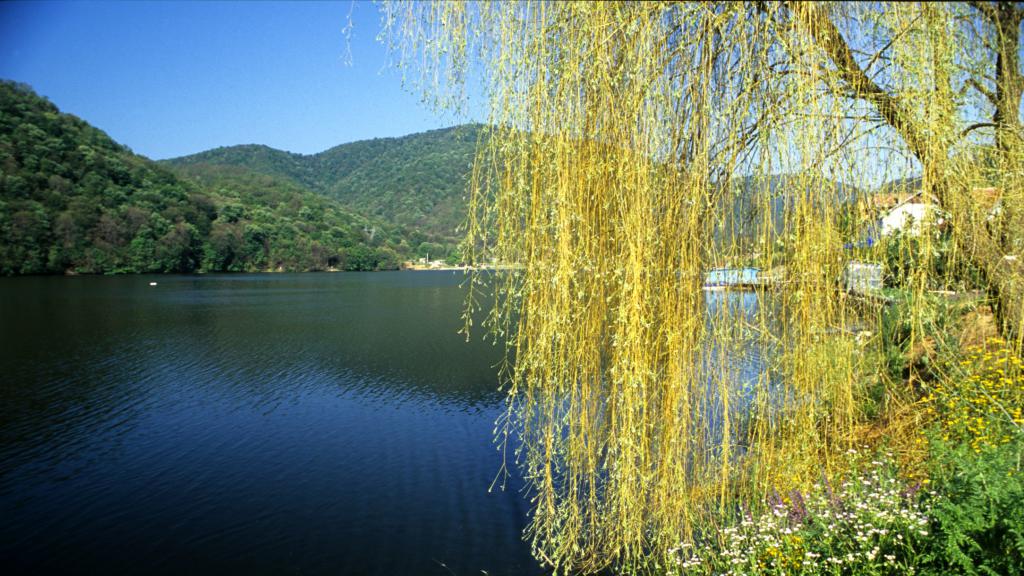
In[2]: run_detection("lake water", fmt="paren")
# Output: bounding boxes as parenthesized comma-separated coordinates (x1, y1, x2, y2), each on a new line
(0, 272, 542, 575)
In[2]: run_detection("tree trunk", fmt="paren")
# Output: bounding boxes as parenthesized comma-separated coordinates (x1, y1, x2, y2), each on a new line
(993, 2, 1023, 159)
(788, 3, 931, 169)
(791, 1, 1023, 341)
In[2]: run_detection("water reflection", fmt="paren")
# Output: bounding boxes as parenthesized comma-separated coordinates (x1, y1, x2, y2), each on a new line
(0, 272, 538, 576)
(700, 289, 781, 454)
(0, 274, 778, 575)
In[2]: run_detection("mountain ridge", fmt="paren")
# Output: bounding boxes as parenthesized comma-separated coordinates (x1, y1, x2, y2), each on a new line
(163, 124, 484, 245)
(0, 80, 416, 274)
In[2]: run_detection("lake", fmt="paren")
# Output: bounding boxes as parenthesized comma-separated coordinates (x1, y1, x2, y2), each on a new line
(0, 272, 542, 575)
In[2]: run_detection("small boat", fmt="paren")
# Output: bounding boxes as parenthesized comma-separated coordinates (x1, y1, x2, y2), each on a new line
(149, 282, 158, 286)
(704, 267, 760, 289)
(844, 261, 882, 293)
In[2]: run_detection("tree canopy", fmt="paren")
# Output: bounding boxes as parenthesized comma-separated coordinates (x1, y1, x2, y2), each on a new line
(383, 2, 1024, 572)
(165, 124, 483, 247)
(0, 80, 418, 274)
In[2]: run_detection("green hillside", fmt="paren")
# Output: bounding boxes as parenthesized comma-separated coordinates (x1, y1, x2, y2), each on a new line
(165, 124, 483, 246)
(0, 80, 407, 274)
(163, 144, 318, 189)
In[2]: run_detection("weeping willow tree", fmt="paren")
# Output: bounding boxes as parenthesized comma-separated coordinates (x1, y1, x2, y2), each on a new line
(382, 1, 1023, 572)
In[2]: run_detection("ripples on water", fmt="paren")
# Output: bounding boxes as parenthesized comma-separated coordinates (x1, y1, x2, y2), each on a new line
(0, 272, 540, 575)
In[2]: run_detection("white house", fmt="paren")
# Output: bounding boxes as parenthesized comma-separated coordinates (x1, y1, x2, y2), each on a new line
(880, 192, 945, 236)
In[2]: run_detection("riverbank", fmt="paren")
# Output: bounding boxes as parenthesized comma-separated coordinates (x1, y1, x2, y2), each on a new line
(401, 261, 521, 271)
(657, 292, 1024, 576)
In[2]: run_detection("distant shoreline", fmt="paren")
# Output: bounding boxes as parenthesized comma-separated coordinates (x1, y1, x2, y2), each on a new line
(1, 263, 511, 277)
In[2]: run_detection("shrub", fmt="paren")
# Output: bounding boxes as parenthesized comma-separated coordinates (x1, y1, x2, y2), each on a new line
(921, 339, 1024, 452)
(919, 436, 1024, 575)
(668, 452, 931, 575)
(915, 339, 1024, 574)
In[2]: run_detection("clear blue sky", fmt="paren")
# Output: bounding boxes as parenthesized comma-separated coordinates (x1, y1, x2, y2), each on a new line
(0, 1, 477, 160)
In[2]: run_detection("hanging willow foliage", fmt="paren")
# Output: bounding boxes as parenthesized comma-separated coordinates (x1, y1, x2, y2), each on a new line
(381, 1, 1023, 572)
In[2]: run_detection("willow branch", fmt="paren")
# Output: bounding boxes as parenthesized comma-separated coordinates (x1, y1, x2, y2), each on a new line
(969, 78, 999, 106)
(967, 1, 999, 23)
(864, 13, 921, 75)
(788, 2, 930, 165)
(961, 121, 998, 138)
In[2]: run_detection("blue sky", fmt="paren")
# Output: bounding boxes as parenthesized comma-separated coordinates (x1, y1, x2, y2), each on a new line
(0, 1, 478, 160)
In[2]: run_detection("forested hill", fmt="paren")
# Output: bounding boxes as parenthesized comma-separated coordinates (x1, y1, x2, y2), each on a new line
(0, 80, 410, 275)
(164, 124, 483, 245)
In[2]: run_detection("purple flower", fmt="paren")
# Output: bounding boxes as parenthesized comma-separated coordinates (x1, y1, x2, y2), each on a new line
(823, 474, 842, 509)
(902, 481, 922, 500)
(788, 489, 808, 525)
(741, 500, 753, 523)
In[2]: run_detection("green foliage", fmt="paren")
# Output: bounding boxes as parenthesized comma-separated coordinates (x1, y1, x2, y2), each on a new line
(882, 230, 953, 289)
(165, 124, 483, 246)
(0, 80, 408, 275)
(168, 162, 410, 272)
(924, 342, 1024, 449)
(879, 290, 969, 384)
(921, 435, 1024, 575)
(909, 341, 1024, 575)
(0, 80, 205, 274)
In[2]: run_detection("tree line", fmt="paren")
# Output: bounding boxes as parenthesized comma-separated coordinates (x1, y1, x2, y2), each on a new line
(0, 80, 461, 275)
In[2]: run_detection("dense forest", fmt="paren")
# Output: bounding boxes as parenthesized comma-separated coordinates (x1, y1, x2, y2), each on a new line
(165, 124, 483, 247)
(0, 80, 467, 275)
